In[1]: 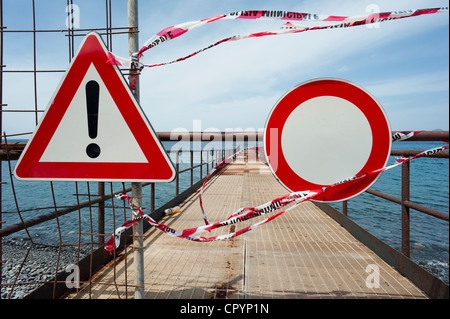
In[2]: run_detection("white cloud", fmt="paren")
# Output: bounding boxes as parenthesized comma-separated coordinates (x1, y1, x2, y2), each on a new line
(366, 71, 449, 98)
(2, 0, 448, 134)
(137, 1, 449, 130)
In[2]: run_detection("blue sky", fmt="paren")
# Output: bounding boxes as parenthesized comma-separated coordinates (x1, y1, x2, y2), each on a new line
(1, 0, 449, 136)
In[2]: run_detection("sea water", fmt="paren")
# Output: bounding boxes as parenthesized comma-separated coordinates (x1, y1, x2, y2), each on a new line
(329, 140, 449, 283)
(1, 140, 448, 284)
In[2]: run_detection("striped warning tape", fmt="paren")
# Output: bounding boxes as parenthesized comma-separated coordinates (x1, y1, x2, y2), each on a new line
(105, 131, 448, 253)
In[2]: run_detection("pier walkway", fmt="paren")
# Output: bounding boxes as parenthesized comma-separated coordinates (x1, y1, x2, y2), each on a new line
(66, 150, 427, 299)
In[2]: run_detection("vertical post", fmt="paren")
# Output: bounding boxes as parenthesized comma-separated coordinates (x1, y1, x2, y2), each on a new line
(150, 183, 155, 213)
(401, 161, 410, 258)
(97, 182, 105, 248)
(342, 201, 348, 216)
(128, 0, 144, 299)
(176, 151, 179, 196)
(0, 0, 4, 296)
(190, 150, 193, 187)
(200, 150, 203, 180)
(131, 182, 143, 298)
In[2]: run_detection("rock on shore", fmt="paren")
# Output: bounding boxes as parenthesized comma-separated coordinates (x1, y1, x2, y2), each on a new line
(1, 237, 91, 299)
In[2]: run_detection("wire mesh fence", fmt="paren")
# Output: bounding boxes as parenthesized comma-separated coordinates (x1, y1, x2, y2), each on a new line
(0, 0, 239, 299)
(0, 0, 128, 299)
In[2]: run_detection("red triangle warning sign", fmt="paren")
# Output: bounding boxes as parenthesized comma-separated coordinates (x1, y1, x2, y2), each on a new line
(14, 32, 176, 182)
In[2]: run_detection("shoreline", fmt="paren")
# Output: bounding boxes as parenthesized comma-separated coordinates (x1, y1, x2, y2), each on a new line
(1, 237, 91, 299)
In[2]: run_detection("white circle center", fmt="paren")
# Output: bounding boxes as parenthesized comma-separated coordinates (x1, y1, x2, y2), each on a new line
(281, 96, 373, 185)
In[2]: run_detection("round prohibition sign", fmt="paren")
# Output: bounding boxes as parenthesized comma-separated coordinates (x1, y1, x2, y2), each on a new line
(264, 78, 392, 202)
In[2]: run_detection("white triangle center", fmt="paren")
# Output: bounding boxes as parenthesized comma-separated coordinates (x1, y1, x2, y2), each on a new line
(40, 63, 148, 163)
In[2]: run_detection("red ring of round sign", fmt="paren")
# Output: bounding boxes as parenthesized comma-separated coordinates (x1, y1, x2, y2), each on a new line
(264, 78, 392, 202)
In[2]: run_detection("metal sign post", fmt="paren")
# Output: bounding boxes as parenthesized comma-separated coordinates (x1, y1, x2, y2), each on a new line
(128, 0, 145, 300)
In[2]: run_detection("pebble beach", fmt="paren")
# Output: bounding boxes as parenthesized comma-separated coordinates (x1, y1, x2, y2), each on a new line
(1, 237, 91, 299)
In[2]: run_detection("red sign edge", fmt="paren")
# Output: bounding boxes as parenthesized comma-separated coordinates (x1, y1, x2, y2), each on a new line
(13, 32, 176, 183)
(263, 78, 392, 203)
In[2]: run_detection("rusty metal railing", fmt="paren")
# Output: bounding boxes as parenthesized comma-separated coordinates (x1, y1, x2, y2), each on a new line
(339, 131, 449, 259)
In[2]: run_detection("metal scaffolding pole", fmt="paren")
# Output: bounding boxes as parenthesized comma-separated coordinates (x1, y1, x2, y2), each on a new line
(127, 0, 144, 300)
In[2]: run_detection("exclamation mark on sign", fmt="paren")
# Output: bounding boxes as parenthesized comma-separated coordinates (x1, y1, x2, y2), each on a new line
(86, 80, 101, 159)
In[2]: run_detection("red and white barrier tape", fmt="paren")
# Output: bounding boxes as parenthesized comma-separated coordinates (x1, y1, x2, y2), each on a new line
(105, 188, 317, 253)
(104, 137, 448, 253)
(199, 131, 423, 224)
(391, 130, 423, 142)
(199, 146, 263, 225)
(108, 7, 448, 73)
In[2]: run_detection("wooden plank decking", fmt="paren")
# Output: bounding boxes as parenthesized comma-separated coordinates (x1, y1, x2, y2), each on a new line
(66, 150, 427, 299)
